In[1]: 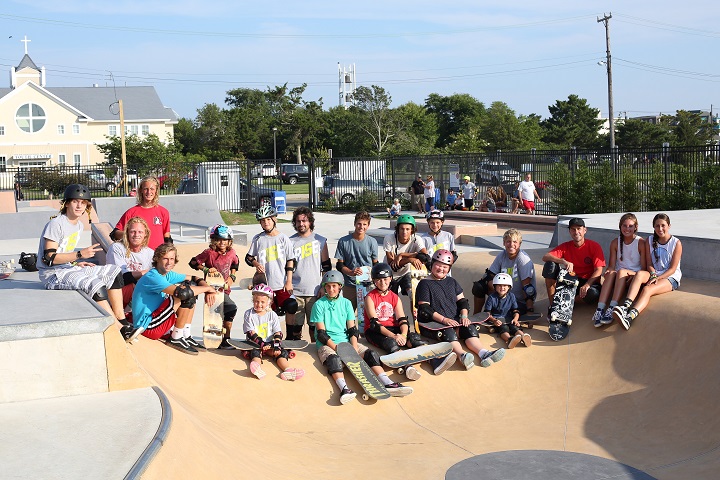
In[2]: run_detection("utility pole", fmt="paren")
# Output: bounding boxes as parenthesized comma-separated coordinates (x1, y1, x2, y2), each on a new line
(598, 13, 615, 151)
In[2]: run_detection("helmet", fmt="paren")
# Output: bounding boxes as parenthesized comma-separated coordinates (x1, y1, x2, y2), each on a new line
(251, 283, 274, 298)
(426, 209, 444, 221)
(256, 205, 277, 221)
(63, 184, 91, 202)
(322, 270, 344, 288)
(371, 262, 393, 280)
(493, 273, 513, 287)
(209, 224, 233, 240)
(463, 175, 471, 181)
(396, 214, 416, 227)
(431, 249, 454, 266)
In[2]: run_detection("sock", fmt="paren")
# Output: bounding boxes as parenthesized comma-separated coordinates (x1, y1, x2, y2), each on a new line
(171, 327, 183, 340)
(628, 308, 639, 320)
(183, 324, 192, 338)
(597, 302, 606, 310)
(378, 373, 392, 386)
(622, 298, 632, 308)
(609, 300, 618, 308)
(479, 349, 489, 357)
(335, 378, 347, 390)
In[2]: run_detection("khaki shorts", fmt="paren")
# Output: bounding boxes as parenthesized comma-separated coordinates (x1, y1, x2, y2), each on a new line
(317, 342, 368, 364)
(292, 295, 317, 326)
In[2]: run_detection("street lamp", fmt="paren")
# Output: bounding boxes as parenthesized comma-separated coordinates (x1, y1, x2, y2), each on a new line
(272, 127, 278, 161)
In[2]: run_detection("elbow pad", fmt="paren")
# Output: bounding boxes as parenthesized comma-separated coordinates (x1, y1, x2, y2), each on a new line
(321, 259, 332, 272)
(230, 261, 239, 271)
(335, 260, 345, 273)
(346, 326, 359, 339)
(316, 329, 331, 345)
(110, 228, 122, 242)
(42, 248, 58, 266)
(245, 253, 256, 267)
(188, 257, 201, 270)
(369, 317, 382, 333)
(416, 252, 430, 264)
(164, 235, 173, 245)
(285, 259, 297, 272)
(451, 251, 458, 263)
(456, 298, 470, 315)
(418, 303, 436, 323)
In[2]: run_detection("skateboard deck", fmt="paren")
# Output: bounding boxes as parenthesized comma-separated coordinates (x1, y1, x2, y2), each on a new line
(229, 339, 308, 359)
(420, 312, 491, 340)
(548, 268, 579, 341)
(409, 263, 428, 332)
(0, 259, 15, 280)
(483, 312, 544, 332)
(381, 342, 453, 371)
(202, 273, 226, 349)
(336, 342, 390, 401)
(353, 266, 372, 331)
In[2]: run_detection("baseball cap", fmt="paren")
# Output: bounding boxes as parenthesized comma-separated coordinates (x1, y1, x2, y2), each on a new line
(568, 218, 585, 228)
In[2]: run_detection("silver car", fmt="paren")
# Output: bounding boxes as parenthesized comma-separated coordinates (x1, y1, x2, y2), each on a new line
(475, 162, 521, 185)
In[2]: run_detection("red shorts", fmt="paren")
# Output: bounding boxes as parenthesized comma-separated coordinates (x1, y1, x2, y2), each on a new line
(141, 296, 178, 340)
(272, 288, 293, 313)
(522, 199, 535, 211)
(121, 283, 135, 308)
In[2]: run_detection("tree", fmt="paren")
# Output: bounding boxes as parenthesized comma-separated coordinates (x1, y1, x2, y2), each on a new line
(425, 93, 485, 149)
(384, 102, 438, 156)
(352, 85, 397, 156)
(195, 103, 240, 161)
(542, 95, 603, 148)
(96, 133, 180, 170)
(173, 117, 201, 155)
(223, 89, 272, 159)
(481, 101, 524, 151)
(325, 106, 371, 157)
(616, 118, 670, 147)
(672, 110, 715, 146)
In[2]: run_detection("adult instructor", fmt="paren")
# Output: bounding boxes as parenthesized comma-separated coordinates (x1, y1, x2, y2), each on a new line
(112, 175, 171, 249)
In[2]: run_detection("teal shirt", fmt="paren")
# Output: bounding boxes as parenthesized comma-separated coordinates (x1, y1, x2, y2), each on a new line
(310, 295, 355, 348)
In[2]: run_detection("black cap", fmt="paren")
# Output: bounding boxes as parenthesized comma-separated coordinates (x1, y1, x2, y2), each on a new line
(568, 218, 585, 228)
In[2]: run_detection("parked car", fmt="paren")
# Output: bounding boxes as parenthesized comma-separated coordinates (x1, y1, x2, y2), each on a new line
(176, 177, 199, 194)
(85, 170, 117, 192)
(177, 176, 274, 209)
(475, 162, 521, 185)
(319, 176, 392, 205)
(251, 163, 277, 178)
(14, 172, 35, 188)
(280, 163, 310, 184)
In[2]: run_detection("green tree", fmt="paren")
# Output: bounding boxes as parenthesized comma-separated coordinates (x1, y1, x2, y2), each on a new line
(646, 163, 670, 211)
(195, 103, 240, 161)
(352, 85, 397, 155)
(480, 101, 525, 151)
(620, 167, 641, 212)
(224, 89, 273, 159)
(96, 133, 180, 170)
(591, 162, 621, 213)
(672, 110, 714, 146)
(668, 164, 696, 210)
(542, 95, 603, 148)
(385, 102, 438, 156)
(517, 114, 545, 150)
(425, 93, 485, 149)
(325, 106, 371, 156)
(696, 164, 720, 208)
(616, 118, 671, 147)
(173, 117, 201, 155)
(547, 163, 574, 214)
(443, 126, 488, 154)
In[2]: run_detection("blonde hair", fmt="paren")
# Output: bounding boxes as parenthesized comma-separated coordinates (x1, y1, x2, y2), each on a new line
(122, 216, 151, 257)
(503, 228, 523, 244)
(137, 176, 161, 207)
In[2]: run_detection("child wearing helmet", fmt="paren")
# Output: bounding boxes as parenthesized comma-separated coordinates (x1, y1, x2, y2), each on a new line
(188, 224, 240, 349)
(383, 214, 429, 296)
(386, 198, 402, 218)
(37, 184, 127, 330)
(416, 249, 505, 370)
(243, 283, 305, 381)
(246, 205, 298, 317)
(310, 270, 413, 404)
(422, 210, 457, 272)
(484, 273, 532, 349)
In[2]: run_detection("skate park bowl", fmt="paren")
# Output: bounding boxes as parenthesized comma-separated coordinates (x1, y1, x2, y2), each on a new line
(1, 205, 719, 479)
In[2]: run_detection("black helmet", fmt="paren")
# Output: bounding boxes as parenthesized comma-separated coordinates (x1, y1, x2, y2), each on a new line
(63, 184, 91, 202)
(371, 262, 393, 280)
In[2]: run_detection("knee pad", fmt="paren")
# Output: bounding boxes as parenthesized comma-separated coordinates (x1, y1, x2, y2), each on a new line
(472, 279, 488, 298)
(542, 261, 560, 279)
(283, 297, 299, 315)
(583, 284, 601, 304)
(122, 271, 136, 286)
(379, 336, 400, 354)
(418, 303, 435, 323)
(439, 327, 459, 343)
(250, 348, 262, 359)
(325, 354, 343, 374)
(363, 349, 381, 368)
(407, 332, 427, 347)
(180, 295, 197, 309)
(459, 324, 480, 340)
(223, 301, 238, 322)
(110, 272, 124, 290)
(523, 283, 537, 301)
(92, 286, 109, 302)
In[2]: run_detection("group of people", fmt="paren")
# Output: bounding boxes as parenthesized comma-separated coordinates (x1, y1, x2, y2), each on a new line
(34, 178, 683, 404)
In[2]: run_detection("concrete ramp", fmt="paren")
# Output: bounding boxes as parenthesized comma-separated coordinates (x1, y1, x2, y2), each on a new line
(93, 193, 223, 229)
(127, 251, 720, 480)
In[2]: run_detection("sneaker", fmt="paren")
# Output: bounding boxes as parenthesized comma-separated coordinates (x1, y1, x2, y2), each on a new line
(185, 336, 206, 350)
(121, 325, 144, 344)
(601, 307, 614, 325)
(612, 305, 627, 325)
(508, 334, 523, 349)
(218, 338, 236, 350)
(250, 362, 266, 379)
(433, 352, 457, 375)
(166, 336, 198, 355)
(461, 352, 475, 370)
(281, 368, 305, 381)
(340, 386, 356, 405)
(479, 348, 505, 367)
(385, 382, 413, 397)
(592, 309, 604, 328)
(405, 365, 422, 381)
(521, 333, 532, 347)
(620, 309, 635, 331)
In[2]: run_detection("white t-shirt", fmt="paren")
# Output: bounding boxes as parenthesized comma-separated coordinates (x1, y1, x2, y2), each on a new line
(424, 180, 435, 199)
(518, 180, 536, 201)
(107, 242, 154, 274)
(383, 233, 426, 279)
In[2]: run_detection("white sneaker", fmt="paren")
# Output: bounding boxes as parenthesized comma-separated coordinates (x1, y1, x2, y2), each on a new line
(592, 309, 603, 328)
(461, 352, 475, 370)
(612, 305, 627, 325)
(405, 365, 422, 381)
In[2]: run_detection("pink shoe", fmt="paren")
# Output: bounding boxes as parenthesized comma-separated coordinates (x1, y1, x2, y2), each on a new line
(281, 368, 305, 381)
(250, 362, 266, 379)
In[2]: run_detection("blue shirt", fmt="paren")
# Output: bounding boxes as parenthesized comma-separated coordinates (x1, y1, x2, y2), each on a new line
(483, 292, 519, 322)
(132, 269, 186, 329)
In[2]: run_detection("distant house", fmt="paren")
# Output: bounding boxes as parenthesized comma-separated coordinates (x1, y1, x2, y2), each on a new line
(0, 46, 178, 175)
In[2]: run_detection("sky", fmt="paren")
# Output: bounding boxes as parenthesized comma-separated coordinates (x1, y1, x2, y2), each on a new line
(1, 1, 719, 121)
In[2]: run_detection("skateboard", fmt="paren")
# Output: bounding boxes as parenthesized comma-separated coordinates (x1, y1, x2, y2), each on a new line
(409, 263, 428, 332)
(228, 339, 308, 359)
(548, 268, 579, 341)
(0, 259, 15, 280)
(419, 312, 491, 340)
(202, 273, 226, 349)
(353, 266, 372, 331)
(245, 271, 268, 290)
(380, 342, 453, 375)
(336, 342, 390, 401)
(482, 312, 544, 333)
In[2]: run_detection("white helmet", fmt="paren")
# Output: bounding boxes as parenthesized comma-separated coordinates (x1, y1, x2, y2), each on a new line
(493, 273, 513, 287)
(251, 283, 274, 298)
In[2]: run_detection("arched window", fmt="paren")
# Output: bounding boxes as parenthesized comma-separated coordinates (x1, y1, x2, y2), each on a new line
(16, 103, 46, 133)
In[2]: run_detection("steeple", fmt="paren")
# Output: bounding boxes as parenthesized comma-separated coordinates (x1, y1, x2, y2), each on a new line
(10, 36, 45, 88)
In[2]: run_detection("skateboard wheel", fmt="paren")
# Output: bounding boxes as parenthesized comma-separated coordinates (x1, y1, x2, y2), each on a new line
(398, 367, 405, 375)
(288, 350, 296, 359)
(362, 394, 369, 401)
(437, 332, 443, 340)
(242, 351, 250, 359)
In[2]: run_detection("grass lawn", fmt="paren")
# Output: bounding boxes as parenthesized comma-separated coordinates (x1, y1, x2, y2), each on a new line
(221, 211, 291, 225)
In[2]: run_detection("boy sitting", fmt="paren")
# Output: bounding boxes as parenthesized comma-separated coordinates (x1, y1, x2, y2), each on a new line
(484, 273, 532, 349)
